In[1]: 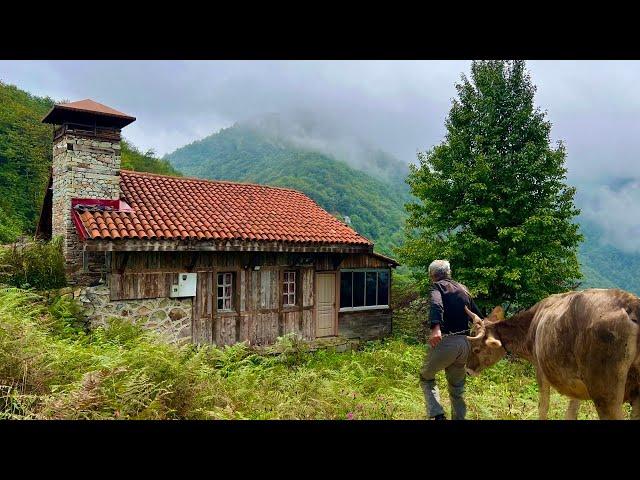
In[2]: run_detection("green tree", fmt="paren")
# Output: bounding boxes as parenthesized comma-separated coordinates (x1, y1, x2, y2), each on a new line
(398, 60, 583, 313)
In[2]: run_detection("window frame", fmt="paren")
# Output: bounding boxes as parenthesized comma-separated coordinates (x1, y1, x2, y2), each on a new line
(282, 269, 298, 308)
(216, 271, 235, 312)
(339, 268, 391, 312)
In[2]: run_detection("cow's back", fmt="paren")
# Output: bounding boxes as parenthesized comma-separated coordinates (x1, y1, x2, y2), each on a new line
(531, 289, 640, 400)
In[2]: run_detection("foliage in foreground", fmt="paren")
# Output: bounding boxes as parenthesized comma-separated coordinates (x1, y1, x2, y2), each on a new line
(0, 286, 614, 420)
(0, 237, 67, 290)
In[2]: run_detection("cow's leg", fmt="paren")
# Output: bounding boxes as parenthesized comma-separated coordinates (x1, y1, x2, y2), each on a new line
(590, 374, 626, 420)
(631, 397, 640, 420)
(537, 372, 551, 420)
(565, 399, 581, 420)
(593, 398, 625, 420)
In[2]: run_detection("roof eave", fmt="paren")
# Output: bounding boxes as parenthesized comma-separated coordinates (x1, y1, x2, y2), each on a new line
(79, 238, 373, 254)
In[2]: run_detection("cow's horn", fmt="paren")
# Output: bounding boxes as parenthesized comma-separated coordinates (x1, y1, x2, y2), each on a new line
(464, 305, 482, 324)
(464, 306, 485, 340)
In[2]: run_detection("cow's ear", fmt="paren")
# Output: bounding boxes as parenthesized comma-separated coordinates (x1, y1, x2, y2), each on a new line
(489, 306, 505, 322)
(485, 330, 502, 349)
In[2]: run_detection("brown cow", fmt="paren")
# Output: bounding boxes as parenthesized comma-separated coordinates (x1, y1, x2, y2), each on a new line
(464, 289, 640, 420)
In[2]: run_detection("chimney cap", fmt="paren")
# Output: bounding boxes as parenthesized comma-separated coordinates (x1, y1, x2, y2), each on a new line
(42, 99, 136, 129)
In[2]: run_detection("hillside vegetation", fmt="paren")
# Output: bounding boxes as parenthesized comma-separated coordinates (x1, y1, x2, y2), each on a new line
(165, 123, 411, 256)
(0, 81, 181, 243)
(577, 218, 640, 292)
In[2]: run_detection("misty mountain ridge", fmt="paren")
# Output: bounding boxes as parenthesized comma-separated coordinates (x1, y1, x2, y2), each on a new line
(165, 114, 640, 295)
(574, 177, 640, 255)
(165, 116, 411, 256)
(207, 111, 411, 187)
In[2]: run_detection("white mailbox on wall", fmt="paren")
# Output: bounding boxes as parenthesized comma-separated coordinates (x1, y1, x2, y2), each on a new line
(170, 272, 197, 297)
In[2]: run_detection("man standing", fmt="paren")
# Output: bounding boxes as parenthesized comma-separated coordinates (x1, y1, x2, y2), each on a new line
(420, 259, 484, 420)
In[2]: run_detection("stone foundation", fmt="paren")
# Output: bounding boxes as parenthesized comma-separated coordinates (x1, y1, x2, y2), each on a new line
(74, 285, 193, 344)
(338, 309, 393, 341)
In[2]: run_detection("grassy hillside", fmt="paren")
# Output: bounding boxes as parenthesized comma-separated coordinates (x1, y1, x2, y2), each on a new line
(165, 123, 411, 256)
(0, 81, 181, 243)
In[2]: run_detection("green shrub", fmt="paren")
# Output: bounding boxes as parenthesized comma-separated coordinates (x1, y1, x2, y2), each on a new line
(0, 236, 66, 290)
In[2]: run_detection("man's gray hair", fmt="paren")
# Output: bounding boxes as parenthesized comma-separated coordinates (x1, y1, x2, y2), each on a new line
(429, 259, 452, 281)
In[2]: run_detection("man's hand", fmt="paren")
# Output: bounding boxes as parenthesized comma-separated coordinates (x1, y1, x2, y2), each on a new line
(429, 325, 442, 348)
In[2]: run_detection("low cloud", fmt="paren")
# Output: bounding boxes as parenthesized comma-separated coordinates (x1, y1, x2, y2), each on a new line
(578, 180, 640, 253)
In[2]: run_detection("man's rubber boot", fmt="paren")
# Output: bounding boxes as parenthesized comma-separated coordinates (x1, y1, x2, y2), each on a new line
(432, 414, 446, 420)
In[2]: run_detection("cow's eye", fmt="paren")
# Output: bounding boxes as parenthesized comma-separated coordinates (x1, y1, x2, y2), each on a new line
(473, 348, 481, 354)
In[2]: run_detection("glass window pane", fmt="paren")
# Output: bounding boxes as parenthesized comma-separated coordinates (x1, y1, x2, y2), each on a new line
(378, 270, 389, 306)
(340, 272, 352, 308)
(283, 293, 288, 305)
(224, 298, 230, 309)
(366, 272, 377, 306)
(217, 273, 223, 286)
(283, 283, 288, 294)
(217, 298, 223, 310)
(290, 293, 295, 305)
(353, 272, 365, 307)
(217, 286, 223, 298)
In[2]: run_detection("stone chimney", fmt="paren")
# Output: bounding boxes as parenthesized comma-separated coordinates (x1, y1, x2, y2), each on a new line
(42, 99, 135, 284)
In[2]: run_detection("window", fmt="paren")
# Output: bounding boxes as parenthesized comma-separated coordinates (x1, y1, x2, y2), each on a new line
(283, 270, 296, 306)
(217, 272, 233, 311)
(339, 269, 390, 311)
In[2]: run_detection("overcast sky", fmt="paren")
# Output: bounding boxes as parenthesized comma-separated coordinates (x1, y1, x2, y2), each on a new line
(2, 60, 640, 250)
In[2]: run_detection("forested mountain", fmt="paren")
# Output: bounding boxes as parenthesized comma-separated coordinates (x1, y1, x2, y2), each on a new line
(165, 122, 411, 256)
(0, 81, 181, 243)
(577, 218, 640, 293)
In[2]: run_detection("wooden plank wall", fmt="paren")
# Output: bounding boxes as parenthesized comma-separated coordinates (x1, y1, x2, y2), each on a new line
(194, 266, 316, 346)
(109, 251, 397, 346)
(339, 253, 391, 269)
(110, 272, 179, 300)
(112, 251, 320, 346)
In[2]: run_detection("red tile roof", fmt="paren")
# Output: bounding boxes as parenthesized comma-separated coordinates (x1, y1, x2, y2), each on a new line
(42, 99, 136, 128)
(48, 99, 134, 119)
(72, 170, 372, 246)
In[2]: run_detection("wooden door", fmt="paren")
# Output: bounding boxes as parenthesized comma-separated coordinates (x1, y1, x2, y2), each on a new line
(316, 272, 337, 337)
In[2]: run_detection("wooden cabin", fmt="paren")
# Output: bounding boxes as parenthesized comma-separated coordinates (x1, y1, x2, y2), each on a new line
(37, 99, 399, 346)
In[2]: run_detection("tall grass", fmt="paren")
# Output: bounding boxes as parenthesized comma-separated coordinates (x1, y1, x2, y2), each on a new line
(0, 236, 67, 290)
(0, 286, 610, 420)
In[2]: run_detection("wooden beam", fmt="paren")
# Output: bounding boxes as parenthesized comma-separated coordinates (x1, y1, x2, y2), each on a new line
(83, 239, 373, 255)
(117, 252, 130, 274)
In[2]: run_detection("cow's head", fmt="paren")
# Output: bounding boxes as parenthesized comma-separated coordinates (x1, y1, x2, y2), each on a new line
(464, 305, 507, 375)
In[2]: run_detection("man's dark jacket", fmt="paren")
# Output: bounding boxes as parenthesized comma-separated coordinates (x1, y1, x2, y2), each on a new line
(428, 278, 484, 335)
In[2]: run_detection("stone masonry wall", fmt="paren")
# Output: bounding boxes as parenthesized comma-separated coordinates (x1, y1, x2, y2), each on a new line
(338, 310, 393, 341)
(75, 285, 193, 344)
(52, 133, 121, 285)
